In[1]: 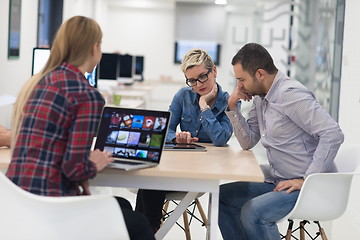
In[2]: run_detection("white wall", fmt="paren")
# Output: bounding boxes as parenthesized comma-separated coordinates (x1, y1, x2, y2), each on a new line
(63, 0, 182, 82)
(0, 0, 38, 128)
(331, 0, 360, 238)
(338, 0, 360, 146)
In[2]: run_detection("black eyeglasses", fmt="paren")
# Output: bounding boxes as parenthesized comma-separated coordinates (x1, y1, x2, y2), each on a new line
(185, 69, 212, 87)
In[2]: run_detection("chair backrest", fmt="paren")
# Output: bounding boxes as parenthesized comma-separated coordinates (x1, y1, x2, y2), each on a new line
(287, 173, 354, 221)
(335, 144, 360, 173)
(0, 172, 130, 240)
(279, 144, 360, 222)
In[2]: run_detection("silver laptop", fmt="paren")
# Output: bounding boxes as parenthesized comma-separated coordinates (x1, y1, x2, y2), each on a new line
(94, 106, 171, 171)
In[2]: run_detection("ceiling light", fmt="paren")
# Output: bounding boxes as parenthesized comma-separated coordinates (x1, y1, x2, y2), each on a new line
(215, 0, 227, 5)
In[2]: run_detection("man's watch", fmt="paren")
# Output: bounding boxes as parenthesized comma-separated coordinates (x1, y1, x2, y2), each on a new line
(200, 105, 210, 112)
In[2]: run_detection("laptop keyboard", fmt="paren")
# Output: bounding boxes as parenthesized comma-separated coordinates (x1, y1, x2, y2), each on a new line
(114, 160, 144, 165)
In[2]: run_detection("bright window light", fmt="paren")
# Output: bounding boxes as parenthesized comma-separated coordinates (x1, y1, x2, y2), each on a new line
(215, 0, 227, 5)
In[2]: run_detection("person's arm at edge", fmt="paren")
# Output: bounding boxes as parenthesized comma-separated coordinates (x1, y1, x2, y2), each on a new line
(0, 125, 11, 147)
(225, 101, 261, 150)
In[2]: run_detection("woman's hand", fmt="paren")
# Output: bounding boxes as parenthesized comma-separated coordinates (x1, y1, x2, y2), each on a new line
(89, 149, 114, 172)
(175, 131, 199, 144)
(199, 84, 218, 108)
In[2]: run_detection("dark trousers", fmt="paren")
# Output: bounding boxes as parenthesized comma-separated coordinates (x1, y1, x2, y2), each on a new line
(114, 196, 155, 240)
(135, 189, 169, 230)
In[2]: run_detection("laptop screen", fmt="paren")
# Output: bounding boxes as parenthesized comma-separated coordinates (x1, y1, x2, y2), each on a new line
(95, 107, 171, 163)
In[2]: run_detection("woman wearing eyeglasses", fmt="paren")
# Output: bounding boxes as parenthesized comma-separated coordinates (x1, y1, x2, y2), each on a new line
(166, 49, 232, 146)
(135, 49, 232, 233)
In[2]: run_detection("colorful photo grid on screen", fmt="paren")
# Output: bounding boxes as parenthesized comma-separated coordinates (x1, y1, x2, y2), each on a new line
(103, 112, 168, 162)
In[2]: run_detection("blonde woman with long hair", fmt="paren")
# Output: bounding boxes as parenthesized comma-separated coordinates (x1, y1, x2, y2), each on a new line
(6, 16, 154, 240)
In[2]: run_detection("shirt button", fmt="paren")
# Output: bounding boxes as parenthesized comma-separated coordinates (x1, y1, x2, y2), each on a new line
(234, 114, 237, 117)
(195, 130, 198, 133)
(262, 134, 266, 137)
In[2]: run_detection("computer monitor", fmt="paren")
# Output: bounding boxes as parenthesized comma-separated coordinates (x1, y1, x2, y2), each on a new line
(31, 47, 98, 88)
(134, 56, 144, 82)
(174, 40, 221, 66)
(118, 54, 135, 85)
(99, 53, 119, 80)
(32, 48, 50, 75)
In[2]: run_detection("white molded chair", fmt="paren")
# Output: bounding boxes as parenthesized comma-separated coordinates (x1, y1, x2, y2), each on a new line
(277, 144, 360, 240)
(0, 172, 130, 240)
(162, 192, 207, 240)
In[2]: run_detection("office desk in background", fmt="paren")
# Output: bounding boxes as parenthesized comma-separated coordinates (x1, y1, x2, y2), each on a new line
(99, 80, 158, 109)
(0, 137, 264, 240)
(107, 99, 145, 109)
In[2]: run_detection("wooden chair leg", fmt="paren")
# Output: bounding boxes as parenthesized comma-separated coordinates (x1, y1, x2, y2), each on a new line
(163, 200, 170, 212)
(161, 200, 170, 225)
(300, 221, 306, 240)
(285, 220, 294, 240)
(315, 221, 328, 240)
(183, 211, 191, 240)
(319, 228, 328, 240)
(195, 199, 208, 227)
(162, 198, 208, 239)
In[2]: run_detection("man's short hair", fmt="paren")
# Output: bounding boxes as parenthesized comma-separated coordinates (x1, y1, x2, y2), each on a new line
(231, 43, 278, 76)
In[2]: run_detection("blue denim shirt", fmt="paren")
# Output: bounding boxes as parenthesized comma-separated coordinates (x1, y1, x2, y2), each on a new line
(166, 84, 232, 146)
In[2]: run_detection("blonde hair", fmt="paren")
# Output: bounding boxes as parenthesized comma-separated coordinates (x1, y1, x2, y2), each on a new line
(181, 49, 214, 73)
(11, 16, 102, 149)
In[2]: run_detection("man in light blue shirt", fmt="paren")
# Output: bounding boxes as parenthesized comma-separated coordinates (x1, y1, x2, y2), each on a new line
(219, 43, 344, 240)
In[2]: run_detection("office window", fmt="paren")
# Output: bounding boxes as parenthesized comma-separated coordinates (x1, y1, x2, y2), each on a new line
(228, 0, 344, 120)
(8, 0, 22, 59)
(37, 0, 63, 47)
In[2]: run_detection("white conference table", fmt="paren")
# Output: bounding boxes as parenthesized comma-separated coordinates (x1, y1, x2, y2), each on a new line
(0, 137, 264, 240)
